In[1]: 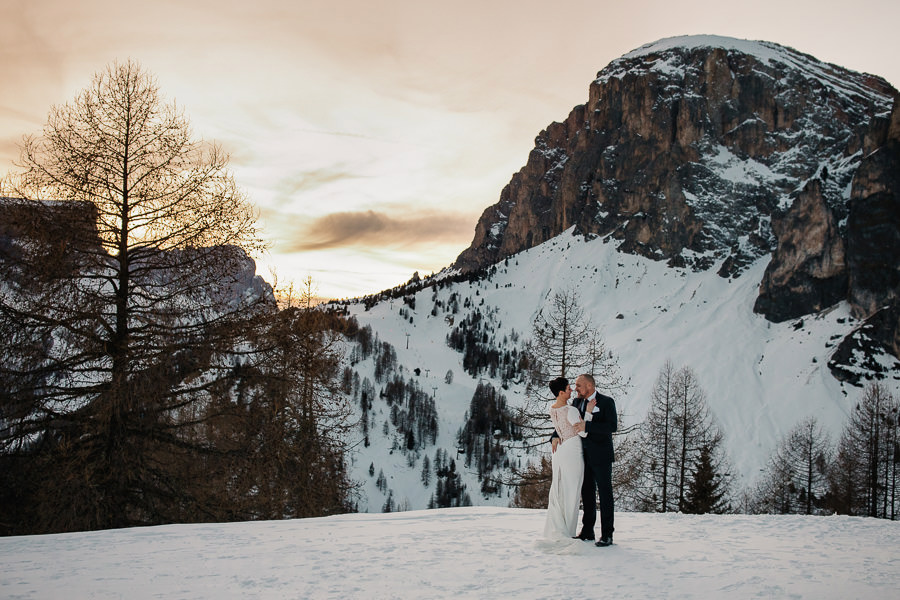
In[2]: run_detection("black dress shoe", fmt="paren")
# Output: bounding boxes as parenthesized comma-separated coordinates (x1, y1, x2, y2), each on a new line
(574, 531, 595, 541)
(595, 536, 613, 547)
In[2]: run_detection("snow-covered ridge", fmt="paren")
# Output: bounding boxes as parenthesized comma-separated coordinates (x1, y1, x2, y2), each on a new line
(456, 35, 897, 278)
(622, 35, 804, 62)
(604, 34, 894, 106)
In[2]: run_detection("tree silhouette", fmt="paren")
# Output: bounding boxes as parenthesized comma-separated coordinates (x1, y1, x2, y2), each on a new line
(630, 364, 731, 512)
(0, 60, 268, 532)
(683, 443, 730, 514)
(752, 417, 831, 515)
(518, 289, 625, 445)
(632, 361, 679, 511)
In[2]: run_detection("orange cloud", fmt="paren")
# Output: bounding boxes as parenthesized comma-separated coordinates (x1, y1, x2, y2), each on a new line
(282, 209, 473, 252)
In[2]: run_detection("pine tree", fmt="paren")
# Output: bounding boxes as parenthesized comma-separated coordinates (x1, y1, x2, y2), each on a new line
(827, 430, 864, 515)
(753, 442, 797, 514)
(517, 290, 624, 446)
(787, 417, 832, 514)
(0, 60, 274, 532)
(752, 417, 831, 515)
(382, 490, 395, 513)
(634, 361, 679, 512)
(361, 389, 370, 447)
(683, 444, 730, 514)
(524, 290, 595, 387)
(421, 455, 432, 487)
(672, 366, 726, 511)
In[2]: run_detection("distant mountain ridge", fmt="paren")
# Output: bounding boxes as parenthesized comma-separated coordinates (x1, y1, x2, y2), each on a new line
(453, 36, 900, 365)
(0, 196, 275, 313)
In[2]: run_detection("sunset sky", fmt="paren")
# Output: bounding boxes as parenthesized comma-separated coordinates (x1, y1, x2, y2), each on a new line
(2, 0, 898, 299)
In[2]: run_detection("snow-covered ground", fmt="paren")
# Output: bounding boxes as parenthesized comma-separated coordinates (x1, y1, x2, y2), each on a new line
(2, 507, 898, 599)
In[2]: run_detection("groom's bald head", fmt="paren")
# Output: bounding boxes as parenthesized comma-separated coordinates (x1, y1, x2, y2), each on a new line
(575, 374, 596, 397)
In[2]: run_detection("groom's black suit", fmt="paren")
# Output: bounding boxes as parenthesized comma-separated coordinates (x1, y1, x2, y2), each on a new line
(573, 392, 617, 541)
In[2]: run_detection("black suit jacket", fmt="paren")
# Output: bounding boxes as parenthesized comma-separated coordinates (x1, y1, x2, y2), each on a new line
(579, 392, 617, 464)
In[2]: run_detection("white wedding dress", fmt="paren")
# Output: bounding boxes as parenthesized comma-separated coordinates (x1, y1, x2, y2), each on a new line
(536, 403, 587, 554)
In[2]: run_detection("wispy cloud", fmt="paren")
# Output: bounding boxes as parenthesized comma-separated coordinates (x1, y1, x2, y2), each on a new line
(282, 209, 473, 252)
(272, 167, 369, 202)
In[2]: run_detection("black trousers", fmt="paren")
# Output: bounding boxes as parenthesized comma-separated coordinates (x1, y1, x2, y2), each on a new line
(581, 457, 614, 538)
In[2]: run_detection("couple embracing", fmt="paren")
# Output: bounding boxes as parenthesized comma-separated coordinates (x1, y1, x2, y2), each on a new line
(542, 374, 617, 551)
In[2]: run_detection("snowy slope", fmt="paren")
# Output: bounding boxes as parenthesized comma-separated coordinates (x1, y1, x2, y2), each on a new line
(3, 508, 898, 599)
(342, 229, 900, 511)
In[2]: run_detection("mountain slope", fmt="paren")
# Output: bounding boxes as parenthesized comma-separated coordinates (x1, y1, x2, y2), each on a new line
(343, 231, 899, 512)
(338, 37, 900, 513)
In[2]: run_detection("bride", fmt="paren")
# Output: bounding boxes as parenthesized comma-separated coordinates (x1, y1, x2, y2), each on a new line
(542, 376, 595, 543)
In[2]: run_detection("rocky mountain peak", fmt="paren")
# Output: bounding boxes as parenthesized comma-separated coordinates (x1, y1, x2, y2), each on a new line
(454, 36, 899, 353)
(456, 36, 894, 272)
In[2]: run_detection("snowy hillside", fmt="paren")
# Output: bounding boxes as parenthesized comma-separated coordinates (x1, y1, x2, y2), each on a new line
(3, 507, 898, 599)
(341, 229, 900, 512)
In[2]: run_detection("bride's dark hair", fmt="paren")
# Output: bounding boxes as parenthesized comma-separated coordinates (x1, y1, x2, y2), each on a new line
(548, 377, 569, 397)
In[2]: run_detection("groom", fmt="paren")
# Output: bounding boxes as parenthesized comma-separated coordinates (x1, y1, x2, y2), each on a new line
(570, 373, 617, 547)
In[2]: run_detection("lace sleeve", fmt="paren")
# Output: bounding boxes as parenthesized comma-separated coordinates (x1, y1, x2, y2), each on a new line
(550, 406, 581, 442)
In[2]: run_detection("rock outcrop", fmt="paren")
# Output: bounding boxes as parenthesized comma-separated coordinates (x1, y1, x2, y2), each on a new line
(453, 36, 900, 369)
(846, 98, 900, 318)
(456, 37, 896, 282)
(827, 96, 900, 375)
(753, 178, 847, 321)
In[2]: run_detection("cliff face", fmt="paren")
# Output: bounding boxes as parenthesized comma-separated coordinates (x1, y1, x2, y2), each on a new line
(454, 36, 900, 367)
(753, 178, 848, 320)
(846, 99, 900, 319)
(457, 38, 895, 278)
(0, 198, 101, 280)
(827, 97, 900, 369)
(0, 197, 274, 306)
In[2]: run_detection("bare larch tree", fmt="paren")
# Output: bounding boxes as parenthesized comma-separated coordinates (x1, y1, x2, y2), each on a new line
(1, 60, 268, 532)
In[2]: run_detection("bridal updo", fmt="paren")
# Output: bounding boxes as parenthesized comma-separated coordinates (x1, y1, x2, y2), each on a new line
(548, 377, 569, 397)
